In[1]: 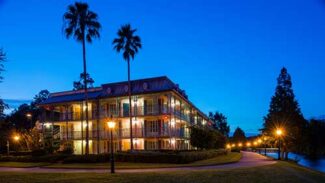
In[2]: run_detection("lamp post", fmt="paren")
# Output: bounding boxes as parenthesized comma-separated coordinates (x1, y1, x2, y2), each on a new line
(7, 135, 20, 155)
(275, 129, 283, 160)
(263, 137, 267, 156)
(258, 139, 262, 154)
(107, 120, 116, 174)
(26, 113, 32, 129)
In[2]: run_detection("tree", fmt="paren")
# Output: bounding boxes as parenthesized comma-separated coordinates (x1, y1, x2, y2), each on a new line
(232, 127, 246, 143)
(112, 24, 142, 151)
(190, 126, 226, 150)
(305, 119, 325, 157)
(263, 67, 307, 159)
(0, 48, 6, 82)
(63, 2, 101, 155)
(31, 90, 50, 107)
(73, 73, 94, 90)
(208, 111, 230, 137)
(0, 99, 8, 119)
(0, 48, 7, 118)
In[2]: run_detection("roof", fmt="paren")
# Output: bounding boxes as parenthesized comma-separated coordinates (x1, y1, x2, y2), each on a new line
(40, 76, 207, 118)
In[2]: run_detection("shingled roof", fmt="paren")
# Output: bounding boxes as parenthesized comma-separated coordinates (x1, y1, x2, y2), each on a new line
(40, 76, 207, 118)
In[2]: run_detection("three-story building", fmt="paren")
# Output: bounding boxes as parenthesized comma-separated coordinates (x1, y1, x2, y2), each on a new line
(40, 76, 210, 154)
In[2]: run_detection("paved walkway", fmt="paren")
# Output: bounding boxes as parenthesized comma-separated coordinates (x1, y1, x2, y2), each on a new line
(0, 151, 276, 173)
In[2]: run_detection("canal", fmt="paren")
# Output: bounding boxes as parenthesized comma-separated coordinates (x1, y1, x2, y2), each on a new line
(264, 152, 325, 173)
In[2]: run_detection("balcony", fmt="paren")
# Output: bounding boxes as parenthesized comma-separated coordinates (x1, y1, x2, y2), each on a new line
(59, 128, 188, 140)
(100, 104, 169, 118)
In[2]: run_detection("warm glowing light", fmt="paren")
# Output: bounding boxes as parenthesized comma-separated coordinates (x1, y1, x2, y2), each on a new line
(246, 142, 251, 147)
(107, 121, 116, 129)
(133, 120, 139, 125)
(238, 143, 243, 147)
(226, 144, 231, 149)
(263, 137, 267, 141)
(276, 129, 283, 136)
(232, 143, 236, 147)
(171, 119, 175, 127)
(133, 139, 138, 144)
(258, 139, 262, 144)
(171, 138, 176, 144)
(44, 123, 51, 128)
(13, 135, 20, 141)
(171, 102, 175, 107)
(253, 141, 258, 146)
(26, 113, 32, 118)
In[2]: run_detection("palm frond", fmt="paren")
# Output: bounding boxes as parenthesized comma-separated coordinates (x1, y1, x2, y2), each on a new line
(112, 24, 142, 62)
(63, 2, 101, 43)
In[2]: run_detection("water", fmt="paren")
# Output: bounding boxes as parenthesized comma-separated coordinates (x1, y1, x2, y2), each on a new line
(265, 152, 325, 173)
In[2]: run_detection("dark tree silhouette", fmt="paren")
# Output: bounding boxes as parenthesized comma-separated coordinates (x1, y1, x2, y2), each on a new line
(0, 48, 6, 82)
(73, 73, 95, 90)
(263, 67, 307, 159)
(112, 24, 142, 151)
(63, 2, 101, 155)
(0, 99, 8, 119)
(209, 111, 230, 137)
(31, 90, 50, 107)
(232, 127, 246, 143)
(0, 48, 7, 119)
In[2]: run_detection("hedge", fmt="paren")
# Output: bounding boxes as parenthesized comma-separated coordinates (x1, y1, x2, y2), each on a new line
(0, 149, 227, 164)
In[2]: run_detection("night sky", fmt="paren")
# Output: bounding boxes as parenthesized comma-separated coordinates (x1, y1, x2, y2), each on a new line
(1, 0, 325, 134)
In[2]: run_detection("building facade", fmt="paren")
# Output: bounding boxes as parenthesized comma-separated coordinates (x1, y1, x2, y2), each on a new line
(40, 76, 210, 154)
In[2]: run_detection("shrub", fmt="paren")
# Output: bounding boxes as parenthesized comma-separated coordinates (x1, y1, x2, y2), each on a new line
(62, 149, 227, 164)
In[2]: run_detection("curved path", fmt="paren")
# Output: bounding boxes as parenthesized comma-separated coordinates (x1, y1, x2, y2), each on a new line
(0, 151, 276, 173)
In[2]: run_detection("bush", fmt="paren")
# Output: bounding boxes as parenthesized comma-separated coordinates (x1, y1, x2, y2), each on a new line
(31, 149, 47, 156)
(0, 149, 228, 164)
(62, 149, 227, 164)
(0, 154, 68, 163)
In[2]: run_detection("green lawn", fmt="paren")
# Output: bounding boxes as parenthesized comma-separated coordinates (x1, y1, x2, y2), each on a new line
(45, 152, 242, 169)
(0, 162, 50, 168)
(0, 161, 324, 183)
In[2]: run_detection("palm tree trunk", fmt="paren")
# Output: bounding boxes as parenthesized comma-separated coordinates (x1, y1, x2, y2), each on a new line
(128, 59, 133, 151)
(82, 35, 89, 155)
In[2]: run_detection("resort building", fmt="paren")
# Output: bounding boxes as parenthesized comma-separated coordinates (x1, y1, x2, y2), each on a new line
(39, 76, 210, 154)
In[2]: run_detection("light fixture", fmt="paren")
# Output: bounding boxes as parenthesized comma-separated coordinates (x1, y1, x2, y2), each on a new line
(13, 135, 20, 141)
(107, 121, 116, 129)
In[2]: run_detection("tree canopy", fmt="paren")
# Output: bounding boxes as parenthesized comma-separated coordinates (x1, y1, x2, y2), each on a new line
(208, 111, 230, 137)
(263, 67, 307, 154)
(73, 73, 94, 90)
(190, 126, 226, 149)
(232, 127, 246, 143)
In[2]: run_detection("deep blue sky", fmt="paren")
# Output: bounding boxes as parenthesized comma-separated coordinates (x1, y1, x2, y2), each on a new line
(1, 0, 325, 134)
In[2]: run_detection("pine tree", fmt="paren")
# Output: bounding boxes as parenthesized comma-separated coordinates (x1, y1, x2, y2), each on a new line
(263, 67, 307, 157)
(232, 127, 246, 143)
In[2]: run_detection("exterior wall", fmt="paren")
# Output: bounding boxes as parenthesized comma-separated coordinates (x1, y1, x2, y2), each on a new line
(41, 91, 208, 154)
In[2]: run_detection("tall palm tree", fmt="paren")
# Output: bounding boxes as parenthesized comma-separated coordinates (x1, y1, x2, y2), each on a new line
(113, 24, 142, 151)
(63, 2, 101, 155)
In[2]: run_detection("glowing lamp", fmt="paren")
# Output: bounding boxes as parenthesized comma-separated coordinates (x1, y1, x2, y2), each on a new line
(107, 121, 116, 129)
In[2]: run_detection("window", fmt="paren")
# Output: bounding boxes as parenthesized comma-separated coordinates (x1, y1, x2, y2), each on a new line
(109, 103, 117, 115)
(147, 120, 158, 133)
(146, 140, 158, 150)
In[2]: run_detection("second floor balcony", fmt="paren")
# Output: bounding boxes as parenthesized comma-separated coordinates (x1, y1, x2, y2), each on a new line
(58, 128, 189, 140)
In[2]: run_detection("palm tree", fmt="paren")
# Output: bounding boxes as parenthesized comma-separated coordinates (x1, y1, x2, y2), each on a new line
(63, 2, 101, 155)
(113, 24, 142, 151)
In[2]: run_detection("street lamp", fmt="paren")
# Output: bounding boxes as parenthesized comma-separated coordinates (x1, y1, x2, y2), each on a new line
(263, 137, 267, 156)
(275, 129, 283, 160)
(7, 135, 20, 155)
(107, 120, 116, 174)
(26, 113, 32, 129)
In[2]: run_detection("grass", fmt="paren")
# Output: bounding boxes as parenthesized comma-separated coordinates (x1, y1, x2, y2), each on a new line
(44, 152, 242, 169)
(0, 161, 324, 183)
(0, 162, 50, 168)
